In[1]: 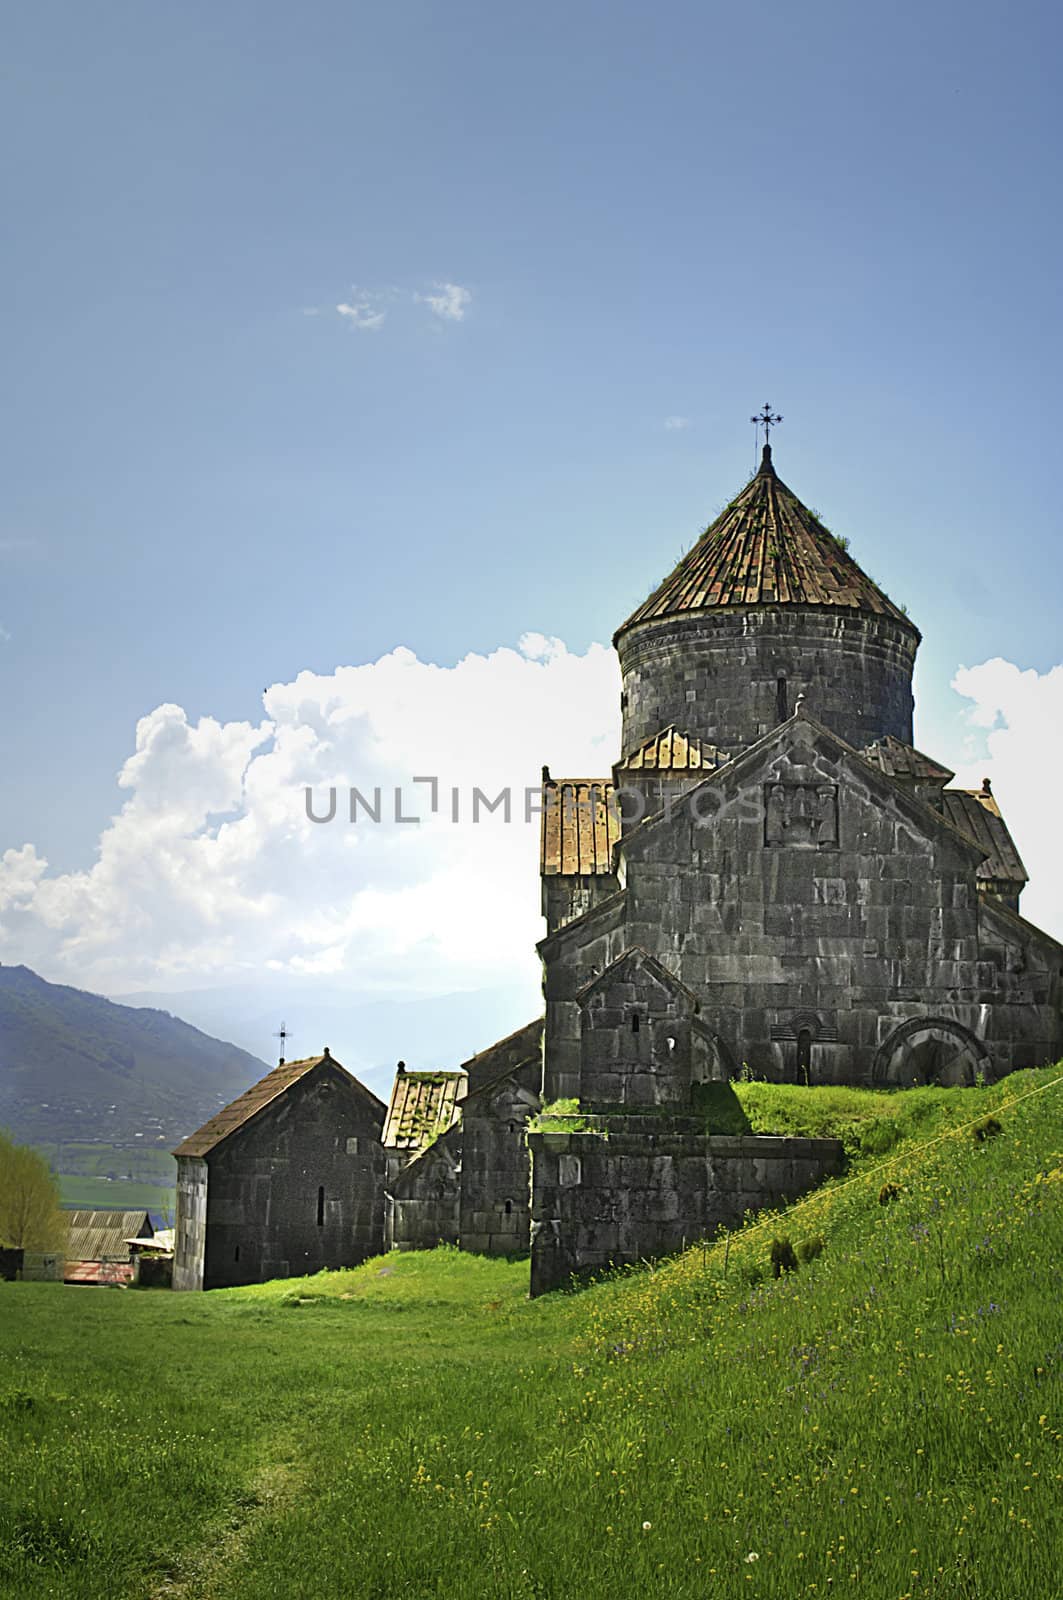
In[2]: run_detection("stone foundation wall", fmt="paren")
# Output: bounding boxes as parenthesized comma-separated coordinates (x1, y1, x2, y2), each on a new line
(528, 1124, 844, 1295)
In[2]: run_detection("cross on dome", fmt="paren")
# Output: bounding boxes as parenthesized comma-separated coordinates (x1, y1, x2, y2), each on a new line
(751, 403, 782, 445)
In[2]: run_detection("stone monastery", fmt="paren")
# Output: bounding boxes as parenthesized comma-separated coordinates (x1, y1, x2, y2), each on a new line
(173, 437, 1063, 1294)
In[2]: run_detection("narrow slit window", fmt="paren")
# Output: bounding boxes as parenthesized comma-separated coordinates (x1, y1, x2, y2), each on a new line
(776, 676, 789, 722)
(234, 1244, 240, 1263)
(631, 1013, 640, 1034)
(316, 1186, 325, 1227)
(504, 1199, 513, 1217)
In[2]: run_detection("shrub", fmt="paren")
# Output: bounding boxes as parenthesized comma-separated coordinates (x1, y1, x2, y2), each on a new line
(878, 1181, 902, 1205)
(797, 1235, 825, 1265)
(770, 1237, 798, 1278)
(973, 1116, 1003, 1142)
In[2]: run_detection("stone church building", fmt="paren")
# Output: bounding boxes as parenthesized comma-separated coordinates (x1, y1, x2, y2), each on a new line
(172, 1049, 385, 1291)
(538, 441, 1059, 1097)
(174, 439, 1062, 1292)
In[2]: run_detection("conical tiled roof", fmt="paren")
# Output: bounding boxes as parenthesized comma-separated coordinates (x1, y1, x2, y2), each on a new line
(617, 446, 917, 638)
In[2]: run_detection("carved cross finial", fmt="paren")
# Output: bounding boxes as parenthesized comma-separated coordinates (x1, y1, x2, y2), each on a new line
(751, 404, 782, 445)
(274, 1021, 289, 1065)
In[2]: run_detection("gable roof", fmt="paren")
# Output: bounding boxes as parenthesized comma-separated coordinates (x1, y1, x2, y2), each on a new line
(173, 1051, 382, 1158)
(65, 1210, 152, 1262)
(576, 946, 699, 1007)
(459, 1018, 543, 1088)
(615, 725, 729, 773)
(977, 890, 1063, 954)
(453, 1053, 542, 1117)
(540, 774, 620, 876)
(382, 1070, 465, 1152)
(862, 735, 954, 785)
(941, 788, 1028, 885)
(617, 445, 917, 638)
(617, 708, 988, 871)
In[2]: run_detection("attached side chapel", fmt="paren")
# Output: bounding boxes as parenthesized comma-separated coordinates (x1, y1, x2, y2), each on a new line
(173, 434, 1063, 1292)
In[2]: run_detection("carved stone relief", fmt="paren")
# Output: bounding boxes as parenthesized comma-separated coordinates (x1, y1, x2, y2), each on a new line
(764, 782, 838, 847)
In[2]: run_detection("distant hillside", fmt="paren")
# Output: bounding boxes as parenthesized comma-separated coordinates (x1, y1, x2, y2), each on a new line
(0, 965, 267, 1147)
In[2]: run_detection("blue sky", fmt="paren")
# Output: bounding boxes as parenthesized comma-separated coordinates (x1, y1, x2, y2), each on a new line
(2, 2, 1061, 1060)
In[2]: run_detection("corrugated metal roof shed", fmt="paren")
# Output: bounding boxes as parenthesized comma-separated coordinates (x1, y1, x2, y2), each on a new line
(382, 1071, 466, 1151)
(941, 789, 1028, 885)
(64, 1210, 153, 1262)
(540, 777, 620, 876)
(618, 446, 917, 636)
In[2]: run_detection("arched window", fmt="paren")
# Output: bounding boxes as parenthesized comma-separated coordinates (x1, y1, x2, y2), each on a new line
(797, 1029, 812, 1084)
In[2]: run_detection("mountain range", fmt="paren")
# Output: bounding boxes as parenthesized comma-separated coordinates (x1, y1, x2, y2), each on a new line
(0, 964, 540, 1151)
(0, 964, 267, 1148)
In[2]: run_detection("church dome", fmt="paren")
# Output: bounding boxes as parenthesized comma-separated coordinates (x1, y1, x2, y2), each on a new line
(617, 445, 918, 634)
(614, 446, 920, 758)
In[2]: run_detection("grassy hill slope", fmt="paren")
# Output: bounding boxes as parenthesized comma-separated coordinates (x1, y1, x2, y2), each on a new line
(0, 964, 267, 1147)
(1, 1065, 1061, 1599)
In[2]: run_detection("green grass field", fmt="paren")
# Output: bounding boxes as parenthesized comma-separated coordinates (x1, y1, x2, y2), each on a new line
(2, 1066, 1061, 1599)
(36, 1143, 177, 1185)
(57, 1176, 176, 1217)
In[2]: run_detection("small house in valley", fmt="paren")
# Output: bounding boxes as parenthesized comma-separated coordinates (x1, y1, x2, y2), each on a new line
(64, 1208, 154, 1285)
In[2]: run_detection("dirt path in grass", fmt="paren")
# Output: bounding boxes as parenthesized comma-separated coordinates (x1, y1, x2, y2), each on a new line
(146, 1456, 303, 1600)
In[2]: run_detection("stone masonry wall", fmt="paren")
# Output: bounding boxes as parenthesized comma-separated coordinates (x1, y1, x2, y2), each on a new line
(542, 716, 1061, 1096)
(458, 1068, 540, 1255)
(529, 1125, 844, 1295)
(198, 1063, 384, 1289)
(579, 952, 694, 1108)
(617, 609, 917, 759)
(173, 1155, 208, 1292)
(389, 1061, 541, 1257)
(388, 1133, 461, 1252)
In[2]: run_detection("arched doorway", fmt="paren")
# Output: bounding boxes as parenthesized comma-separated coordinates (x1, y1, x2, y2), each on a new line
(874, 1018, 990, 1088)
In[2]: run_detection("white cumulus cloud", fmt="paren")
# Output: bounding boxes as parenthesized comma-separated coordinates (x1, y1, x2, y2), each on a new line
(417, 282, 472, 322)
(663, 416, 690, 431)
(336, 297, 387, 331)
(0, 637, 620, 996)
(950, 657, 1063, 940)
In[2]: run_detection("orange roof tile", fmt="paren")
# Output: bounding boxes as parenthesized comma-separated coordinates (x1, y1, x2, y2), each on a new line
(617, 725, 729, 773)
(540, 777, 620, 876)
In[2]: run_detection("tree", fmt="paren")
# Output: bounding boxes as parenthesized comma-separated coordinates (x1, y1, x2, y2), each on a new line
(0, 1131, 67, 1251)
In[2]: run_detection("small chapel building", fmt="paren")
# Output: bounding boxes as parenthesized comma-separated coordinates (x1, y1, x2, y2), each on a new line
(172, 1049, 384, 1291)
